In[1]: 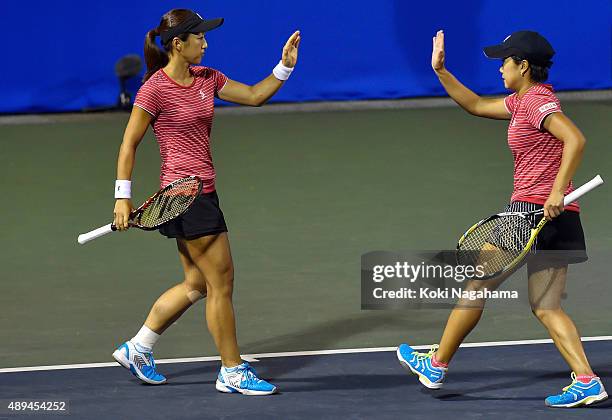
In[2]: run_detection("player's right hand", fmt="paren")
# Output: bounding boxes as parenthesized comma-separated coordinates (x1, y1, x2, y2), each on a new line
(432, 30, 445, 71)
(282, 30, 301, 68)
(113, 199, 134, 231)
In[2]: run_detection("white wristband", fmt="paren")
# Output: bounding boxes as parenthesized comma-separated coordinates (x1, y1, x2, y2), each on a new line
(272, 60, 294, 81)
(115, 180, 132, 199)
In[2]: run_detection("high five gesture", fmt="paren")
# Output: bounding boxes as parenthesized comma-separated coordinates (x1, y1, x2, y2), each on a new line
(218, 30, 302, 106)
(431, 29, 509, 119)
(432, 30, 445, 71)
(282, 30, 301, 68)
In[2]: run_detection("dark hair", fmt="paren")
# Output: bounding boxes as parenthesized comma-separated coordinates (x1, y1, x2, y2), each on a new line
(143, 9, 193, 82)
(510, 56, 550, 83)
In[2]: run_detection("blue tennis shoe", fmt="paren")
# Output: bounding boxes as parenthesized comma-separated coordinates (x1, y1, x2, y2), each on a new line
(112, 340, 167, 385)
(216, 362, 277, 395)
(397, 343, 447, 389)
(545, 372, 608, 408)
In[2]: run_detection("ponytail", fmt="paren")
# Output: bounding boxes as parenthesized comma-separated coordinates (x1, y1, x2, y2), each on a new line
(143, 10, 195, 81)
(143, 28, 168, 82)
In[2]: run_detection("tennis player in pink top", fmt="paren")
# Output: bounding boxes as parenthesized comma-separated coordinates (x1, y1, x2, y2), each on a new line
(397, 30, 607, 407)
(110, 9, 300, 395)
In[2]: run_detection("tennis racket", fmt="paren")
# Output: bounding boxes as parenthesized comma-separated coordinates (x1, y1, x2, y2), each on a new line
(77, 176, 203, 245)
(457, 175, 604, 280)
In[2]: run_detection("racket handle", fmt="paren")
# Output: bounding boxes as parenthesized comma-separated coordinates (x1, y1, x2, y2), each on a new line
(563, 175, 604, 206)
(77, 223, 116, 245)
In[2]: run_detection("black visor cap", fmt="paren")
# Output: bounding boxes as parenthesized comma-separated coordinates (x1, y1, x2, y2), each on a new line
(160, 12, 224, 44)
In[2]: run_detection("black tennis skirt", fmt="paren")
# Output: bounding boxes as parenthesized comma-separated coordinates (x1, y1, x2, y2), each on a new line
(159, 191, 228, 240)
(505, 201, 587, 264)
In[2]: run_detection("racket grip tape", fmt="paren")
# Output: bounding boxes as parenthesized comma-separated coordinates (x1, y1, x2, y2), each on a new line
(563, 175, 604, 206)
(77, 223, 117, 245)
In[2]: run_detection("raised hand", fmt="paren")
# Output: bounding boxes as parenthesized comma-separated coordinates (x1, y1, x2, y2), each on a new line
(282, 30, 301, 68)
(432, 30, 445, 71)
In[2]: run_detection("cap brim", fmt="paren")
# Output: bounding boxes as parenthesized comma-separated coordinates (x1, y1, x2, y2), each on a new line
(192, 17, 224, 33)
(483, 44, 511, 59)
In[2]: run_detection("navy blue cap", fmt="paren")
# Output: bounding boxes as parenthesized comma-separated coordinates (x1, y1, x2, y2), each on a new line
(484, 31, 555, 67)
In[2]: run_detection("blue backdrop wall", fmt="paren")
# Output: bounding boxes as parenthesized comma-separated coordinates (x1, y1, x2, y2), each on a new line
(2, 0, 611, 114)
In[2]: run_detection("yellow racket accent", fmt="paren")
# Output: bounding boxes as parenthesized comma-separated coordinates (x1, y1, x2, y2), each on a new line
(457, 175, 604, 280)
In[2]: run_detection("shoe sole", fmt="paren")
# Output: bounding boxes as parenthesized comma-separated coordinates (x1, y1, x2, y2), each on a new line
(547, 391, 609, 408)
(215, 380, 277, 396)
(396, 347, 443, 390)
(112, 347, 167, 385)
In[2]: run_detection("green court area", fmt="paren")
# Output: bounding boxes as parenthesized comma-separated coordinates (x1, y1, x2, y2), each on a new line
(1, 100, 611, 368)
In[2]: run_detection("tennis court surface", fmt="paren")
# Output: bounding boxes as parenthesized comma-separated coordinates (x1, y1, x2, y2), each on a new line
(1, 100, 611, 418)
(1, 339, 611, 419)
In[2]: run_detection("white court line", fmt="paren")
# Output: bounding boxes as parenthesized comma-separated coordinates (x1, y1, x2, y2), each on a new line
(1, 336, 610, 374)
(157, 355, 260, 365)
(0, 356, 260, 374)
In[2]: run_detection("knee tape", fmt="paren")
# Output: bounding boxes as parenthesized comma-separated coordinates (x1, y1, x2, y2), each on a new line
(186, 289, 206, 303)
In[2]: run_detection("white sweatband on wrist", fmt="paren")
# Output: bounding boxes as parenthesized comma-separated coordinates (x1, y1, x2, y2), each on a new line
(115, 180, 132, 199)
(272, 60, 294, 81)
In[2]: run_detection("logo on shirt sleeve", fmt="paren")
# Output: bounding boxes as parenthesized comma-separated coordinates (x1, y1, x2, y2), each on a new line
(538, 102, 558, 113)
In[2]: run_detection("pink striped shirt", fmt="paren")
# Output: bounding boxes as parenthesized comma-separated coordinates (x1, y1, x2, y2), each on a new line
(134, 66, 228, 192)
(504, 84, 578, 212)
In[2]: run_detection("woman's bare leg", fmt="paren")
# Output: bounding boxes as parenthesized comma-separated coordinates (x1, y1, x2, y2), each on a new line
(528, 261, 593, 375)
(180, 232, 242, 367)
(141, 240, 208, 334)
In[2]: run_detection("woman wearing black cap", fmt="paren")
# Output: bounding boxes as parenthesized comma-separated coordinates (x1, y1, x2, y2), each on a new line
(110, 9, 300, 395)
(397, 30, 608, 407)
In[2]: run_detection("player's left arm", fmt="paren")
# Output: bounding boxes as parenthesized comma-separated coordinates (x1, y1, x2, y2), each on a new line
(542, 112, 586, 219)
(218, 31, 300, 106)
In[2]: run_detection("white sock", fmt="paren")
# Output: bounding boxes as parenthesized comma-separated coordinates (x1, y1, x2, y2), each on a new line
(131, 325, 160, 351)
(223, 362, 246, 371)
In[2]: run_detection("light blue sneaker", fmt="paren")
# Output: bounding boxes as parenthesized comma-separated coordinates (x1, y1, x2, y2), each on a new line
(112, 340, 167, 385)
(545, 372, 608, 408)
(397, 344, 446, 389)
(216, 362, 277, 395)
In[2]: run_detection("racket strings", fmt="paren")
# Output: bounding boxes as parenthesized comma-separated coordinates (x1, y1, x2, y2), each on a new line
(136, 179, 202, 228)
(457, 215, 533, 277)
